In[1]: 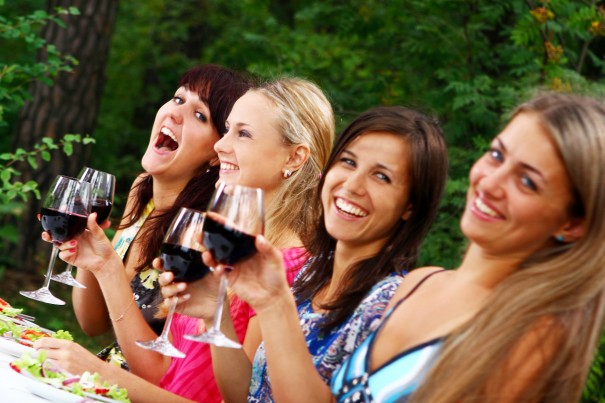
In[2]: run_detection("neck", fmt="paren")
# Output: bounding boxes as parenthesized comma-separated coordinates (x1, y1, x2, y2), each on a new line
(151, 176, 188, 210)
(456, 243, 523, 289)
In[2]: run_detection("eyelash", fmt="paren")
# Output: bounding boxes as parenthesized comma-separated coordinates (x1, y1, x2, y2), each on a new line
(338, 157, 391, 183)
(487, 147, 538, 191)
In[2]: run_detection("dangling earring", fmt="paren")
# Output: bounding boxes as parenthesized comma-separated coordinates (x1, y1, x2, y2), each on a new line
(283, 169, 293, 179)
(555, 235, 565, 242)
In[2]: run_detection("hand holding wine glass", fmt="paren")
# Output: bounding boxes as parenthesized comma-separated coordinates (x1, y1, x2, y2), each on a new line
(20, 175, 91, 305)
(185, 183, 264, 349)
(136, 207, 209, 358)
(52, 167, 115, 288)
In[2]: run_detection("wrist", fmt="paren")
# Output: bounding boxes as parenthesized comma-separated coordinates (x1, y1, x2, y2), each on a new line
(254, 286, 295, 317)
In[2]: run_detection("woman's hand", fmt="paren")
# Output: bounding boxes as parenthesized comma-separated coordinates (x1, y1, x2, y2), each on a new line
(157, 257, 221, 320)
(43, 213, 120, 275)
(206, 235, 290, 313)
(34, 338, 104, 376)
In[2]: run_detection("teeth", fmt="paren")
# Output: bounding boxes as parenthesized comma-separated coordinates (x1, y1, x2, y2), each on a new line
(161, 127, 177, 143)
(335, 198, 368, 217)
(475, 198, 500, 217)
(220, 162, 239, 171)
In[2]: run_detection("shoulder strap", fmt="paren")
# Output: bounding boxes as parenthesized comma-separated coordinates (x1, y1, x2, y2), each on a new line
(113, 199, 155, 259)
(391, 269, 446, 311)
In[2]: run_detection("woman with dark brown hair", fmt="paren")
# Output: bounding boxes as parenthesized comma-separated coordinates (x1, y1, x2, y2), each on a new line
(52, 64, 251, 381)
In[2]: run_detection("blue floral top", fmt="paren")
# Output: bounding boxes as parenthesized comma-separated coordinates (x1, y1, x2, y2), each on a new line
(248, 271, 403, 402)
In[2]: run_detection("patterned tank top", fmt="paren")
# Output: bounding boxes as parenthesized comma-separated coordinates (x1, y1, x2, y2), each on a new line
(97, 200, 165, 369)
(330, 270, 447, 402)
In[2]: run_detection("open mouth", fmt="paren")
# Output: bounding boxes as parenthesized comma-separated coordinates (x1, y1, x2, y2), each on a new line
(155, 127, 179, 151)
(335, 197, 368, 218)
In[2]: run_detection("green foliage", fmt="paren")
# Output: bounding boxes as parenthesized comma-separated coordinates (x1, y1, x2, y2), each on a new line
(0, 134, 95, 204)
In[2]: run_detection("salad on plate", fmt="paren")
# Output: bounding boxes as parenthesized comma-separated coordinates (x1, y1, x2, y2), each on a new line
(11, 351, 130, 402)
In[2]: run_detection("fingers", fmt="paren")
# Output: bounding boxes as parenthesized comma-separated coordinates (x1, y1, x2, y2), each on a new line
(86, 213, 105, 236)
(99, 219, 112, 230)
(34, 337, 70, 350)
(202, 250, 219, 268)
(152, 257, 165, 272)
(158, 270, 174, 286)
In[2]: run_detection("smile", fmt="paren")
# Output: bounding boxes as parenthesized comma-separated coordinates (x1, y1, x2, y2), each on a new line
(154, 127, 179, 151)
(474, 197, 502, 218)
(220, 162, 239, 171)
(335, 197, 368, 218)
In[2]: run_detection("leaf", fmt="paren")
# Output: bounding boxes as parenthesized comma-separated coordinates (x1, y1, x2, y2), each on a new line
(26, 156, 38, 169)
(41, 151, 51, 161)
(63, 143, 73, 156)
(68, 7, 81, 15)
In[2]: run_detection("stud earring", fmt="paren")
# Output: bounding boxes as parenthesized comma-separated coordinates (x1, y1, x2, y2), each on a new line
(555, 235, 565, 242)
(283, 169, 293, 178)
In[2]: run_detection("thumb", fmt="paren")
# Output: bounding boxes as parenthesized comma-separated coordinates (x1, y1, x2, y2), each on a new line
(255, 235, 281, 260)
(86, 213, 104, 237)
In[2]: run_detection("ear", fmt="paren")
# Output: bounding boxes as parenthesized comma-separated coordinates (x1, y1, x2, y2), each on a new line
(401, 204, 413, 221)
(554, 216, 586, 243)
(284, 144, 311, 173)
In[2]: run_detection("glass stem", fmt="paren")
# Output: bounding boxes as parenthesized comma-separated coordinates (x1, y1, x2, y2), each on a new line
(159, 297, 178, 340)
(65, 264, 73, 274)
(210, 274, 228, 332)
(42, 246, 60, 289)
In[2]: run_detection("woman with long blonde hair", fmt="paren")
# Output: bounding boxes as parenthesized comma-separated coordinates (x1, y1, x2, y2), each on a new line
(330, 92, 605, 402)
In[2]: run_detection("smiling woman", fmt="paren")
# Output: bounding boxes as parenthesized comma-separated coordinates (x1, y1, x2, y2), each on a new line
(56, 65, 253, 381)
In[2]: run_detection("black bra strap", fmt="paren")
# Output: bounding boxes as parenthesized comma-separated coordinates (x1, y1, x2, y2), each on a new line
(391, 269, 447, 311)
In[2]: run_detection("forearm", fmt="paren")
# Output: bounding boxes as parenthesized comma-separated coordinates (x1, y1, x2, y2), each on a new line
(72, 267, 111, 336)
(95, 260, 171, 384)
(257, 291, 332, 403)
(97, 362, 193, 403)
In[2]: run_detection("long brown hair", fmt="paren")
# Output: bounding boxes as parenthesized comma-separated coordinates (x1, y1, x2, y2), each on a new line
(122, 65, 253, 272)
(412, 93, 605, 402)
(293, 106, 449, 331)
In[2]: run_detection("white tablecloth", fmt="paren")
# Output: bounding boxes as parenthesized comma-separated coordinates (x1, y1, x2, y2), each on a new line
(0, 349, 62, 402)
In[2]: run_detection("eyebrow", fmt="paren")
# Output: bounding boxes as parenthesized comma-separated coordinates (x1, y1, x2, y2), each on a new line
(496, 137, 545, 180)
(341, 149, 394, 172)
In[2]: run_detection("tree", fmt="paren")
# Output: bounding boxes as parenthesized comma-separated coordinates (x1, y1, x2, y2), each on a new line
(10, 0, 119, 271)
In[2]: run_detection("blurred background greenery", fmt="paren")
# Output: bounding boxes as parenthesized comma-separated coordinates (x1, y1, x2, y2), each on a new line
(1, 0, 604, 399)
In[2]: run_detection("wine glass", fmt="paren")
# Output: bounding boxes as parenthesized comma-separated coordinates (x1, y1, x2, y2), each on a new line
(51, 167, 115, 288)
(135, 207, 209, 357)
(185, 183, 264, 349)
(20, 175, 91, 305)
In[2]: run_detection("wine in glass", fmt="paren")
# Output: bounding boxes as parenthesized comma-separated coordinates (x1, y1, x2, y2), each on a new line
(20, 175, 91, 305)
(51, 167, 115, 288)
(185, 183, 264, 349)
(135, 207, 209, 357)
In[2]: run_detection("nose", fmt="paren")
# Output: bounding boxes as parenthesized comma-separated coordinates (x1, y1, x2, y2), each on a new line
(341, 170, 366, 196)
(168, 107, 184, 125)
(214, 130, 232, 154)
(474, 163, 506, 199)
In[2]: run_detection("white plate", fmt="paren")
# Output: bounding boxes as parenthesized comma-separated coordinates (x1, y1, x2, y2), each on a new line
(9, 363, 86, 403)
(0, 337, 36, 358)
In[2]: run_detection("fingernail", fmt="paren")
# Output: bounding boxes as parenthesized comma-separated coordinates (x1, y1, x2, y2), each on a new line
(182, 294, 191, 301)
(177, 283, 186, 291)
(69, 248, 76, 253)
(225, 266, 234, 273)
(70, 241, 76, 246)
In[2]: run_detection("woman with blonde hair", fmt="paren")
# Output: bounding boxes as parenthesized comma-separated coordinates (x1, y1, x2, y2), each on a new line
(330, 92, 605, 402)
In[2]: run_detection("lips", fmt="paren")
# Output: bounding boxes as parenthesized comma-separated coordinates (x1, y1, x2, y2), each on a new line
(335, 197, 369, 218)
(154, 126, 179, 151)
(473, 196, 504, 219)
(220, 161, 239, 171)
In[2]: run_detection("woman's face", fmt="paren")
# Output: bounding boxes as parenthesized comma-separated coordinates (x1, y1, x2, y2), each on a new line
(461, 112, 579, 258)
(214, 91, 292, 196)
(142, 86, 220, 182)
(321, 132, 412, 255)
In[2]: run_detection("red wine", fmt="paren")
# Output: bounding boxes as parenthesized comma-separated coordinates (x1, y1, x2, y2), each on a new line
(160, 243, 210, 283)
(203, 215, 257, 265)
(92, 199, 113, 224)
(40, 207, 88, 244)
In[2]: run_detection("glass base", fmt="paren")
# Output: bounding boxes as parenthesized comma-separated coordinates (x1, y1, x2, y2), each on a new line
(184, 329, 242, 349)
(51, 271, 86, 288)
(135, 338, 186, 358)
(20, 288, 66, 305)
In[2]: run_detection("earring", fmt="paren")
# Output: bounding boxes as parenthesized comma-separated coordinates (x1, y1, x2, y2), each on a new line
(283, 169, 293, 178)
(555, 235, 565, 242)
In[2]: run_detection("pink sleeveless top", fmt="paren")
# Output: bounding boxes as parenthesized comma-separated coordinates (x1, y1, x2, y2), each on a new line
(159, 247, 308, 402)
